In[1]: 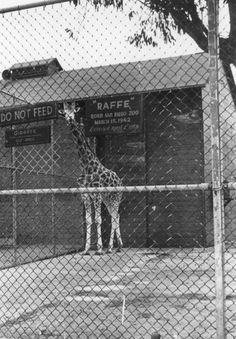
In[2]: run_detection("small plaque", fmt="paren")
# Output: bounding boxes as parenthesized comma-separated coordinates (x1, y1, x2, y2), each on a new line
(5, 126, 51, 147)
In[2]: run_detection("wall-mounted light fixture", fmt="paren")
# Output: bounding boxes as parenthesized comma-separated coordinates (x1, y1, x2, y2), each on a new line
(172, 108, 202, 125)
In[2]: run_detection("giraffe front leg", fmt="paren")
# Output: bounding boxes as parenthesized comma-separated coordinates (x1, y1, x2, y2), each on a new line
(107, 223, 115, 254)
(94, 195, 103, 255)
(115, 213, 123, 252)
(82, 194, 92, 255)
(107, 211, 121, 253)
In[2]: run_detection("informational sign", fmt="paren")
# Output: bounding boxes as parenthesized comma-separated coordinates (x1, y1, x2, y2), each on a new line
(5, 126, 51, 147)
(85, 95, 142, 135)
(0, 102, 56, 127)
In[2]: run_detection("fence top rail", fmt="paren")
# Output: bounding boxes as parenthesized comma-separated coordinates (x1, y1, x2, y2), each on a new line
(0, 0, 69, 14)
(0, 184, 210, 195)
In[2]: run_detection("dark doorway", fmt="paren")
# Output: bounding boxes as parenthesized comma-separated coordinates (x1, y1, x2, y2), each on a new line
(145, 88, 206, 247)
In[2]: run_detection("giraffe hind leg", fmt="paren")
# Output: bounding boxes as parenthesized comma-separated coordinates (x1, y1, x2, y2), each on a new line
(115, 215, 123, 252)
(93, 195, 103, 255)
(107, 205, 122, 253)
(82, 194, 92, 255)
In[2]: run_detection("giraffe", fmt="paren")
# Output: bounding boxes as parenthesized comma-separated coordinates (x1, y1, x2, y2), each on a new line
(58, 101, 123, 255)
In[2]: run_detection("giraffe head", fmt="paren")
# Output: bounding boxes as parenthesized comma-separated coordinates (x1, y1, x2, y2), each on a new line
(58, 101, 86, 128)
(58, 101, 90, 149)
(58, 102, 78, 121)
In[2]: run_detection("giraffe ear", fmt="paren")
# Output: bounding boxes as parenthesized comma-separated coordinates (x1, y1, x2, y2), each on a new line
(57, 103, 65, 118)
(71, 102, 76, 111)
(58, 110, 65, 118)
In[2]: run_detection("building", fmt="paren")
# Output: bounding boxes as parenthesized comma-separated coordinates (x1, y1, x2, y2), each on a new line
(0, 52, 235, 249)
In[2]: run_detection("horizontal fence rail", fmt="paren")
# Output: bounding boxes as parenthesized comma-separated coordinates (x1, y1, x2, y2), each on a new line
(0, 183, 211, 195)
(0, 0, 70, 14)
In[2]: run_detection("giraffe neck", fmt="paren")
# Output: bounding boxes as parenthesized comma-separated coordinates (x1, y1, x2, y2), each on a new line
(67, 118, 102, 174)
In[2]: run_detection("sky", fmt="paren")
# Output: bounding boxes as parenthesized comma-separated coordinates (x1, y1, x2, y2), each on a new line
(0, 0, 233, 83)
(0, 0, 204, 73)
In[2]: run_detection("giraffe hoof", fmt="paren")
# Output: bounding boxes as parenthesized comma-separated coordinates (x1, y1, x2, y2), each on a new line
(95, 251, 103, 255)
(106, 248, 112, 254)
(116, 248, 122, 253)
(81, 251, 90, 256)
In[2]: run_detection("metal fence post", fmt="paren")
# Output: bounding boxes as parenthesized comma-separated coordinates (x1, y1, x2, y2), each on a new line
(51, 119, 56, 256)
(12, 144, 17, 264)
(208, 0, 225, 338)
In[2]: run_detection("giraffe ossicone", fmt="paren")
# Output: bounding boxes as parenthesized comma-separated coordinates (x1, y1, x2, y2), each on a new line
(58, 101, 123, 255)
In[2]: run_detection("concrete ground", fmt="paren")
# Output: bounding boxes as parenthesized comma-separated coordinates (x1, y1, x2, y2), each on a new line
(0, 244, 79, 270)
(0, 247, 235, 338)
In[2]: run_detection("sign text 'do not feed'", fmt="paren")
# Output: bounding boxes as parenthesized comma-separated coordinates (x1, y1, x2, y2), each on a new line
(0, 102, 56, 127)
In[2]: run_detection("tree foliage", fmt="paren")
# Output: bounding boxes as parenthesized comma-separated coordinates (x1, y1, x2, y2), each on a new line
(71, 0, 236, 101)
(72, 0, 236, 64)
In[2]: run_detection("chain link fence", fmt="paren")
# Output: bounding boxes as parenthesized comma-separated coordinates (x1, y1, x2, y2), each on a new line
(0, 0, 234, 338)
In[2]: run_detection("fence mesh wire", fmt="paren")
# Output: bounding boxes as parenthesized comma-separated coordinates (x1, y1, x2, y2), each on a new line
(0, 1, 235, 338)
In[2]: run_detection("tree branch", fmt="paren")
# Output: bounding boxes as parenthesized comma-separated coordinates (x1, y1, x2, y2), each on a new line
(169, 2, 208, 52)
(228, 0, 236, 40)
